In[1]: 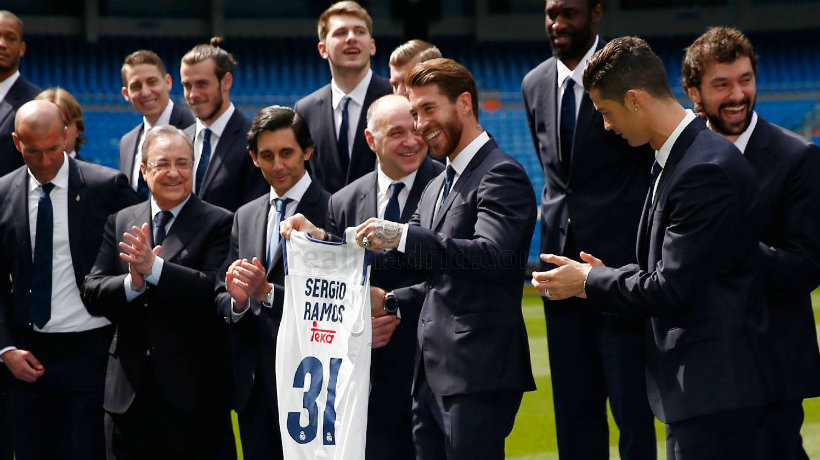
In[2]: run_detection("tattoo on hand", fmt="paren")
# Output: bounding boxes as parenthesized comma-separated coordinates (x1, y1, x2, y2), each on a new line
(374, 221, 401, 245)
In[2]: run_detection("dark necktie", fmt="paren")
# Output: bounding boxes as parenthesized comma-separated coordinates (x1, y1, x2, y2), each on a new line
(437, 166, 456, 216)
(337, 97, 351, 173)
(195, 128, 212, 194)
(153, 210, 173, 246)
(30, 182, 55, 329)
(560, 78, 576, 174)
(268, 198, 293, 268)
(384, 182, 405, 222)
(136, 171, 150, 200)
(650, 160, 663, 202)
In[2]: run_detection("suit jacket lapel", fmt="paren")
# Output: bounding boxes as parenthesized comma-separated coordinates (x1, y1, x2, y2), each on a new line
(160, 195, 203, 261)
(357, 174, 378, 223)
(321, 87, 344, 178)
(0, 78, 27, 128)
(635, 190, 652, 269)
(0, 99, 12, 133)
(348, 80, 380, 182)
(542, 61, 560, 169)
(743, 118, 769, 174)
(12, 170, 32, 274)
(568, 95, 595, 181)
(66, 159, 88, 287)
(401, 159, 434, 223)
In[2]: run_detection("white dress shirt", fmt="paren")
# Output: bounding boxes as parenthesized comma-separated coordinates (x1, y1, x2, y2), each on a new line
(331, 69, 372, 156)
(193, 103, 236, 190)
(397, 131, 491, 252)
(730, 111, 759, 155)
(376, 167, 417, 220)
(30, 154, 111, 332)
(653, 110, 698, 201)
(0, 70, 20, 102)
(132, 100, 176, 190)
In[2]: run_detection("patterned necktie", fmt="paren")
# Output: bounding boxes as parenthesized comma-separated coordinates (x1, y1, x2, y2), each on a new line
(31, 182, 55, 328)
(560, 78, 576, 175)
(195, 128, 212, 194)
(384, 182, 405, 222)
(268, 198, 293, 268)
(337, 96, 351, 173)
(437, 165, 456, 216)
(153, 210, 173, 246)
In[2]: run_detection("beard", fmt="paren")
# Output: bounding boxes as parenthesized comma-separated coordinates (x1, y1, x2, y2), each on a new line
(549, 21, 594, 63)
(426, 115, 463, 161)
(704, 97, 755, 137)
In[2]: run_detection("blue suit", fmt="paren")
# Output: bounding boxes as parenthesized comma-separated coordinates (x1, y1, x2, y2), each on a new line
(380, 138, 536, 459)
(586, 117, 773, 459)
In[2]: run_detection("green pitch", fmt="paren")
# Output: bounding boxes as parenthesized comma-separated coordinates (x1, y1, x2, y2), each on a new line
(230, 289, 820, 459)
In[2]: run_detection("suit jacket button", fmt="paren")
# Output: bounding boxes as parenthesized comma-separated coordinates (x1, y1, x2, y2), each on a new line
(426, 283, 433, 289)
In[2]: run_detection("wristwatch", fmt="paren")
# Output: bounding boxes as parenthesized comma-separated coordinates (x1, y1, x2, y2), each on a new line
(383, 291, 399, 316)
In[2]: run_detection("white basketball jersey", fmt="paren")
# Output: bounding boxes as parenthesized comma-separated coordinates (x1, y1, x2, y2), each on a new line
(276, 229, 371, 459)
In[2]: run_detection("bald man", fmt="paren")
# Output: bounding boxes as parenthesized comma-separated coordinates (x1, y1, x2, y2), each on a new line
(0, 100, 137, 459)
(323, 94, 443, 459)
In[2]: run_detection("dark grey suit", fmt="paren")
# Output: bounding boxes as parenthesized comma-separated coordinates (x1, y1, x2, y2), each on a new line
(0, 75, 40, 178)
(325, 156, 443, 460)
(522, 40, 656, 460)
(0, 158, 137, 460)
(214, 180, 329, 460)
(184, 110, 269, 212)
(294, 73, 392, 194)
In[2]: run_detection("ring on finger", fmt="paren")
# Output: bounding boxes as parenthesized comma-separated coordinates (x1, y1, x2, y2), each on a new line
(545, 288, 551, 299)
(362, 236, 371, 247)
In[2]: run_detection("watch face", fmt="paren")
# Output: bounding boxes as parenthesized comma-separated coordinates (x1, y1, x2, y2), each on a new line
(384, 294, 399, 314)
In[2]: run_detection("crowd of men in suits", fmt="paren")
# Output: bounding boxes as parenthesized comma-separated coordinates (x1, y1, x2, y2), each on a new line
(0, 0, 818, 458)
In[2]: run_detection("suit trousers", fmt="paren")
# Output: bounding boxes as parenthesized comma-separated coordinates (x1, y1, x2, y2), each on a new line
(236, 376, 283, 460)
(756, 399, 809, 460)
(665, 405, 766, 460)
(0, 369, 12, 460)
(411, 370, 522, 460)
(108, 358, 235, 460)
(10, 326, 112, 460)
(543, 227, 656, 460)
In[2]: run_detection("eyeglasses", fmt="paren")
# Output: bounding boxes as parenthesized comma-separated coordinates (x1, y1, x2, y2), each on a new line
(147, 159, 194, 172)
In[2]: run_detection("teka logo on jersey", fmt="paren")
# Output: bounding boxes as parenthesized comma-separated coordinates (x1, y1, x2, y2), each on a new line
(310, 321, 336, 344)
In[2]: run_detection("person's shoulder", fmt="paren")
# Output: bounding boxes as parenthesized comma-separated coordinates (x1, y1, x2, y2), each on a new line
(522, 57, 556, 90)
(335, 170, 375, 199)
(369, 72, 393, 95)
(295, 83, 332, 110)
(76, 158, 127, 184)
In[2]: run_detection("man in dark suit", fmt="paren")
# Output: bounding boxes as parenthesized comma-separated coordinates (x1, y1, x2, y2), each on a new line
(0, 101, 137, 460)
(180, 38, 267, 212)
(214, 106, 329, 460)
(294, 1, 392, 194)
(119, 50, 195, 200)
(289, 58, 537, 459)
(521, 2, 655, 458)
(535, 37, 772, 460)
(0, 10, 40, 178)
(0, 15, 41, 451)
(324, 94, 442, 459)
(683, 27, 820, 460)
(81, 125, 234, 459)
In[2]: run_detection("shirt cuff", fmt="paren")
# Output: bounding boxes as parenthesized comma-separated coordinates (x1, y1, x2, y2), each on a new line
(123, 274, 146, 301)
(230, 298, 250, 322)
(0, 346, 17, 362)
(397, 224, 409, 253)
(145, 256, 164, 286)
